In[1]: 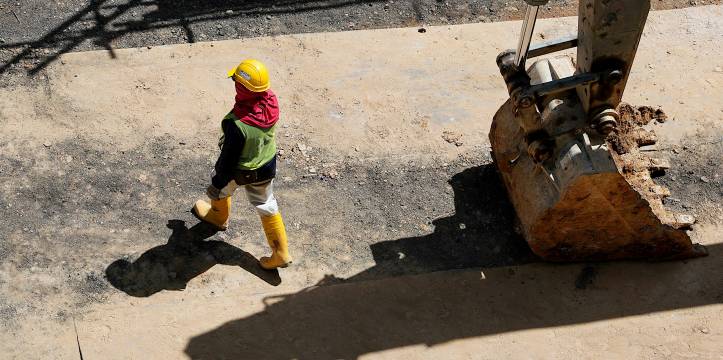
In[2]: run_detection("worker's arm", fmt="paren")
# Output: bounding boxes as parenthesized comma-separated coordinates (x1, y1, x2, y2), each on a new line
(212, 117, 245, 190)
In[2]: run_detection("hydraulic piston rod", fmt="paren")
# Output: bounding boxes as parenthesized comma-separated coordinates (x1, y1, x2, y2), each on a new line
(514, 5, 539, 68)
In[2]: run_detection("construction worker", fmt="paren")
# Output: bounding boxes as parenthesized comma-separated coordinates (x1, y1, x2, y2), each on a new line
(192, 59, 292, 270)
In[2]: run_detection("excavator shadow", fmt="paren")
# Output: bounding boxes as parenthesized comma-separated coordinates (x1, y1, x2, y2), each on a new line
(352, 164, 536, 282)
(184, 244, 723, 359)
(183, 165, 722, 359)
(105, 219, 280, 297)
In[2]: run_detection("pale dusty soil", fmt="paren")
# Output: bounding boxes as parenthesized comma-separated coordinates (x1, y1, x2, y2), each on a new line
(0, 6, 722, 360)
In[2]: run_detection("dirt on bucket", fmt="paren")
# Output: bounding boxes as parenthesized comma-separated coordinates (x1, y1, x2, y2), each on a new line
(608, 103, 694, 230)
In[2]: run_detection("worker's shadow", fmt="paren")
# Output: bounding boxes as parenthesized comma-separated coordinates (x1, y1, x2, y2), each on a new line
(105, 220, 280, 297)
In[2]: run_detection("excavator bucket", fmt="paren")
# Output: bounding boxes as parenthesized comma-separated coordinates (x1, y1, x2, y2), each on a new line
(488, 0, 706, 261)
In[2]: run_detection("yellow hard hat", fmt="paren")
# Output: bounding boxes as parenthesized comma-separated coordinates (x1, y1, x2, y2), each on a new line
(227, 59, 270, 92)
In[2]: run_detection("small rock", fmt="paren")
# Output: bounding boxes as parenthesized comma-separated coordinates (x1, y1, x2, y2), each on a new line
(308, 167, 317, 174)
(442, 131, 462, 145)
(266, 15, 272, 20)
(327, 170, 339, 179)
(700, 176, 710, 183)
(216, 24, 223, 29)
(43, 142, 51, 147)
(278, 149, 285, 156)
(458, 223, 466, 230)
(225, 9, 234, 15)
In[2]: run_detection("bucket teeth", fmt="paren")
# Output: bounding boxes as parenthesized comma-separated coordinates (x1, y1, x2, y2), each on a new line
(634, 128, 658, 147)
(650, 184, 671, 198)
(638, 144, 659, 152)
(672, 214, 696, 229)
(648, 157, 670, 172)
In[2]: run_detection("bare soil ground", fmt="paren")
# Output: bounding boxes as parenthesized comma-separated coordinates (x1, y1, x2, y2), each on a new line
(0, 3, 721, 359)
(0, 0, 721, 79)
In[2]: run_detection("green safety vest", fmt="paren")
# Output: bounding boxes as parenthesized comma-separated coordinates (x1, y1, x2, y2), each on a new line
(222, 112, 277, 171)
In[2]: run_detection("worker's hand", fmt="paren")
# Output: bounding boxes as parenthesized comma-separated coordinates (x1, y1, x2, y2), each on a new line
(206, 185, 222, 200)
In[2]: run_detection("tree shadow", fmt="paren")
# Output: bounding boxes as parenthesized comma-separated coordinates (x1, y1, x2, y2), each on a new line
(182, 165, 722, 359)
(105, 219, 280, 297)
(0, 0, 383, 75)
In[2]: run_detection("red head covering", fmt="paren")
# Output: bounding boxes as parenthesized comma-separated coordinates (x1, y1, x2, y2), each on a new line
(232, 82, 279, 129)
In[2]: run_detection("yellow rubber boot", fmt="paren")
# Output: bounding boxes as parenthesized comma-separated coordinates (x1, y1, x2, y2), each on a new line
(259, 213, 293, 269)
(192, 197, 231, 231)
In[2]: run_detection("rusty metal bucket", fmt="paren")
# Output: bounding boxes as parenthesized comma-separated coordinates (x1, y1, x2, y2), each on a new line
(489, 56, 707, 261)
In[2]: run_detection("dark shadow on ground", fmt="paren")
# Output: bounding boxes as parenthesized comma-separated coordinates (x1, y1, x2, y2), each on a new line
(105, 219, 280, 297)
(183, 165, 723, 359)
(0, 0, 383, 75)
(352, 164, 535, 282)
